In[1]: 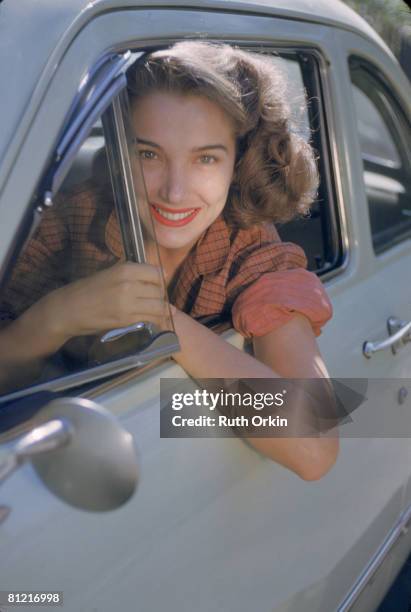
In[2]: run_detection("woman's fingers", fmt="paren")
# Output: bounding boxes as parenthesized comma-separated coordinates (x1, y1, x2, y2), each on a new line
(132, 297, 168, 317)
(110, 304, 169, 330)
(116, 262, 163, 286)
(54, 262, 168, 337)
(132, 282, 164, 299)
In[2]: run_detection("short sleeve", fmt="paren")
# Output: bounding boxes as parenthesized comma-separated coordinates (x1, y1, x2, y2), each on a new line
(232, 268, 333, 338)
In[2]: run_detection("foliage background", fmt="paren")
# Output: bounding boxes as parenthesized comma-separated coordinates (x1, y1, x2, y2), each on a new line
(341, 0, 411, 61)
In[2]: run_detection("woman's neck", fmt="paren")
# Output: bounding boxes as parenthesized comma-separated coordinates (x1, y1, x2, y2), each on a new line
(145, 241, 193, 284)
(157, 244, 192, 285)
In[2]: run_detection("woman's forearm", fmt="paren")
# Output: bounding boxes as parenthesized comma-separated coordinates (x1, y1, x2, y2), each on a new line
(171, 309, 279, 379)
(0, 319, 47, 392)
(171, 309, 338, 480)
(0, 296, 69, 393)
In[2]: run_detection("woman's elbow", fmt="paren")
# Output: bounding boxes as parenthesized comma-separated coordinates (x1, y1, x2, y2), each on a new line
(295, 436, 339, 482)
(247, 433, 339, 481)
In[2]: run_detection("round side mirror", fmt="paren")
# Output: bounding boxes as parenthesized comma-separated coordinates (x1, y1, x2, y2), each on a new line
(30, 397, 139, 512)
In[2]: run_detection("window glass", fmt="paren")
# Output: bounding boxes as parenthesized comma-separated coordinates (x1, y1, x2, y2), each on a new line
(271, 56, 311, 143)
(0, 111, 172, 399)
(352, 85, 401, 167)
(350, 60, 411, 253)
(272, 54, 339, 273)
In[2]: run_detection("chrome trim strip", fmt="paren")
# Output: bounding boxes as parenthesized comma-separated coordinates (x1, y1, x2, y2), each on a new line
(83, 355, 171, 400)
(103, 91, 146, 263)
(0, 332, 179, 405)
(83, 319, 233, 400)
(240, 45, 347, 281)
(337, 501, 411, 611)
(312, 48, 350, 278)
(51, 74, 126, 195)
(60, 53, 123, 144)
(362, 152, 400, 170)
(56, 52, 131, 159)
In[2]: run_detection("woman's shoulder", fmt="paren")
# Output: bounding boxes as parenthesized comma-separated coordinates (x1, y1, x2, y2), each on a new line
(47, 178, 115, 245)
(232, 221, 281, 249)
(226, 223, 332, 338)
(227, 220, 308, 274)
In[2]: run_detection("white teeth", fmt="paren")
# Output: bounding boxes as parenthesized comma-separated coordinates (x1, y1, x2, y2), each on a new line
(154, 207, 196, 221)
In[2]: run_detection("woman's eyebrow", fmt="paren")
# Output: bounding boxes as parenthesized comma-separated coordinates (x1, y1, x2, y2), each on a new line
(134, 137, 160, 148)
(193, 144, 228, 153)
(134, 137, 228, 153)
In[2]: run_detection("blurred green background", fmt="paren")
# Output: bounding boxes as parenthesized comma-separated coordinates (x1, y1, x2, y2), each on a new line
(341, 0, 411, 77)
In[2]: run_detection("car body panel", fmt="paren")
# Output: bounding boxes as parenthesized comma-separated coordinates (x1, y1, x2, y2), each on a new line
(0, 0, 391, 185)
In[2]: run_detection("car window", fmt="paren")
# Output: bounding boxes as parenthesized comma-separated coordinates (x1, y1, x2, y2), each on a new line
(352, 85, 401, 168)
(0, 105, 174, 400)
(0, 47, 340, 400)
(270, 52, 341, 274)
(271, 55, 311, 143)
(350, 58, 411, 254)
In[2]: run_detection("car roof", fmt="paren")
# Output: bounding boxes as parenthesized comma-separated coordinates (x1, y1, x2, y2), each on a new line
(0, 0, 391, 177)
(1, 0, 389, 46)
(1, 0, 389, 55)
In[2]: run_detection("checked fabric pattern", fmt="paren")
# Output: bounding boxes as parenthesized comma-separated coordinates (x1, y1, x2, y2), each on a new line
(0, 180, 332, 338)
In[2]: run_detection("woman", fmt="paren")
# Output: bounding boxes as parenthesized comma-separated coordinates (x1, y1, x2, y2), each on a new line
(0, 42, 338, 479)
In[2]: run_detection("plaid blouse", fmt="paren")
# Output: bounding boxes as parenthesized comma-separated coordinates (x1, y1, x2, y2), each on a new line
(0, 180, 332, 337)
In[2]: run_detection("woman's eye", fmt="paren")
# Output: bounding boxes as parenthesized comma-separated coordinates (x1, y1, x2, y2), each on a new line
(199, 155, 217, 164)
(138, 150, 158, 160)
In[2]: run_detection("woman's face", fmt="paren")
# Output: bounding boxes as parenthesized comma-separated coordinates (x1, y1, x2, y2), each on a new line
(131, 91, 236, 254)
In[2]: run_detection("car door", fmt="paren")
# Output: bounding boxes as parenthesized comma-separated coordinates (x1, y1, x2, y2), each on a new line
(310, 25, 411, 610)
(1, 7, 410, 612)
(0, 44, 185, 612)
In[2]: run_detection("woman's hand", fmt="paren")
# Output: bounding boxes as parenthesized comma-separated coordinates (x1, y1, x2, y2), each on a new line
(0, 262, 165, 392)
(38, 262, 166, 343)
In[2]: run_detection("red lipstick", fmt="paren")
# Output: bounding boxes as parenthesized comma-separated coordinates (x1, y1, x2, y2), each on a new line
(150, 203, 200, 227)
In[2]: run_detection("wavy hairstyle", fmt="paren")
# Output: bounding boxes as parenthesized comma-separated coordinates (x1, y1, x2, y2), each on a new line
(127, 41, 319, 229)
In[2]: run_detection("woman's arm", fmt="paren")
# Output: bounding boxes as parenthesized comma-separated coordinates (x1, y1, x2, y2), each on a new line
(0, 262, 165, 393)
(251, 313, 339, 480)
(0, 292, 71, 393)
(172, 309, 339, 481)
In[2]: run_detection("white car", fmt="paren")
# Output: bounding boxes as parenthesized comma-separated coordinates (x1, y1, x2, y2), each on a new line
(0, 0, 410, 610)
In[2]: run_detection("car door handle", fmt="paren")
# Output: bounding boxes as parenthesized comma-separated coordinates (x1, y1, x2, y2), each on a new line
(100, 320, 156, 343)
(363, 317, 411, 358)
(0, 397, 139, 511)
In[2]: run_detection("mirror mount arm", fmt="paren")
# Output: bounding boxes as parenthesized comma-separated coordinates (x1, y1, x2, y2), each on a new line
(0, 418, 73, 484)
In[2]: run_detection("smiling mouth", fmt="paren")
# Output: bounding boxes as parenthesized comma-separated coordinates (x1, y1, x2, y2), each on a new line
(150, 204, 200, 227)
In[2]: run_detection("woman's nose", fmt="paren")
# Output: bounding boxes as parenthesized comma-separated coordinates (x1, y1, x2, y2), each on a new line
(159, 163, 188, 205)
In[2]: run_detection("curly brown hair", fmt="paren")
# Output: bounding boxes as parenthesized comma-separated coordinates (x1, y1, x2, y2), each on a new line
(127, 41, 319, 229)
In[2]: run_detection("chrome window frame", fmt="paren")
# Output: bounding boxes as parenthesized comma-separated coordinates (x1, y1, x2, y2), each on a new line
(103, 90, 147, 262)
(269, 47, 343, 275)
(349, 55, 411, 255)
